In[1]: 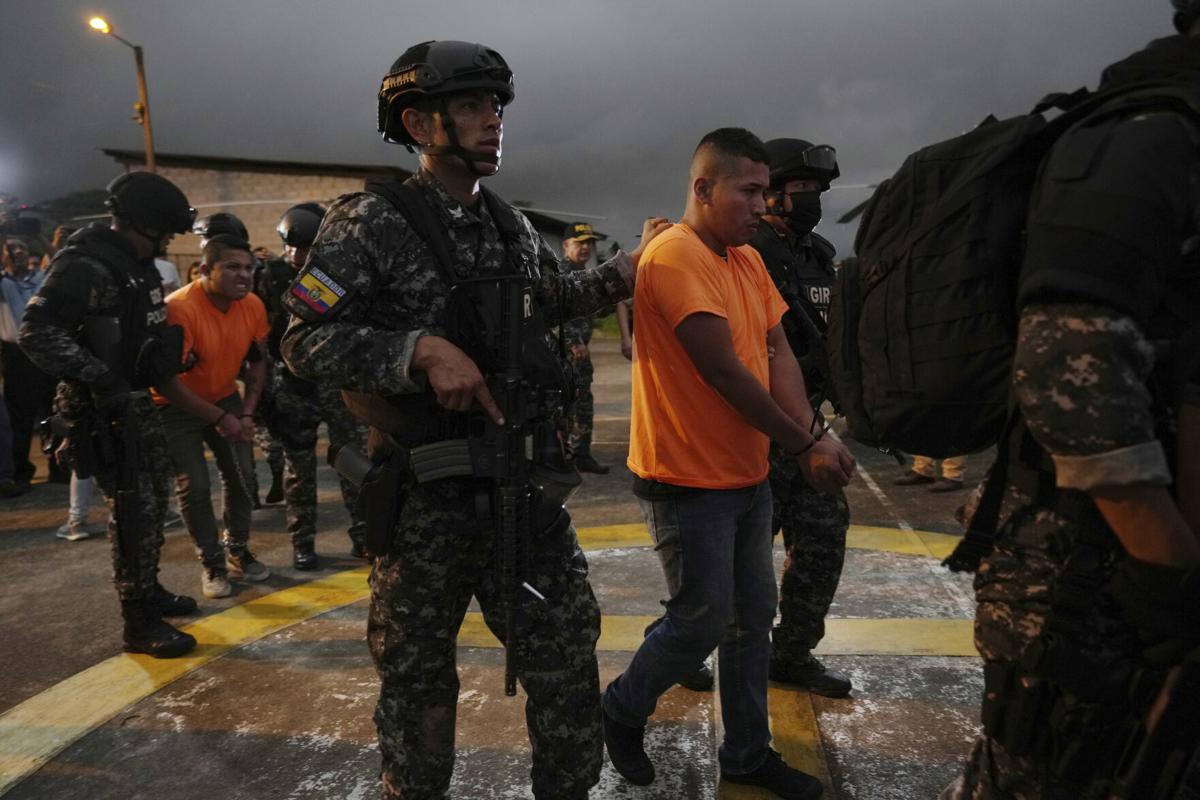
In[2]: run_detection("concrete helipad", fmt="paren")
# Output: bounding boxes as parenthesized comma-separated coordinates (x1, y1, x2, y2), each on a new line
(0, 337, 988, 799)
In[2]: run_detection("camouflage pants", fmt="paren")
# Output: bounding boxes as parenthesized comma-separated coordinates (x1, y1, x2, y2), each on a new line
(941, 497, 1145, 799)
(562, 355, 593, 458)
(81, 395, 170, 603)
(368, 475, 602, 800)
(254, 425, 284, 475)
(273, 373, 366, 548)
(768, 443, 850, 659)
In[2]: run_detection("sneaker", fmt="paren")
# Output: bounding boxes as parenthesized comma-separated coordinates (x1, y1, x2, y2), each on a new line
(226, 548, 270, 582)
(56, 519, 105, 541)
(602, 703, 655, 786)
(892, 470, 935, 486)
(201, 568, 232, 599)
(722, 748, 823, 800)
(573, 454, 611, 475)
(929, 478, 966, 493)
(162, 508, 184, 530)
(770, 653, 852, 698)
(677, 662, 714, 692)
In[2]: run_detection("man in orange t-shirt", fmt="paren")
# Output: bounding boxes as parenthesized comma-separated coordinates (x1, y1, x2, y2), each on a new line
(602, 129, 856, 799)
(154, 234, 270, 600)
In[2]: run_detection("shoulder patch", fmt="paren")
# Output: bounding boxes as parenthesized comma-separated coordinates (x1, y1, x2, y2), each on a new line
(290, 266, 349, 316)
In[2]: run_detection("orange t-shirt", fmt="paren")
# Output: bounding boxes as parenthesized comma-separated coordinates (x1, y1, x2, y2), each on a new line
(152, 281, 269, 406)
(628, 224, 788, 489)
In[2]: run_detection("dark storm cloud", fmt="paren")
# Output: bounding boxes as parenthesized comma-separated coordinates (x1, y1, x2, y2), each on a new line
(0, 0, 1167, 253)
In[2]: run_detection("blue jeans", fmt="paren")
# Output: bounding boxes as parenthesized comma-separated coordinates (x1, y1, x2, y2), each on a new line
(603, 480, 777, 774)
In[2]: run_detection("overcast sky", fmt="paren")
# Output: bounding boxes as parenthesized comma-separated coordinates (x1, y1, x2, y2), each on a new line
(0, 0, 1168, 254)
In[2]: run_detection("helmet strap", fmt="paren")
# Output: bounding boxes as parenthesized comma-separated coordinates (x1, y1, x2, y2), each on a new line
(420, 98, 498, 177)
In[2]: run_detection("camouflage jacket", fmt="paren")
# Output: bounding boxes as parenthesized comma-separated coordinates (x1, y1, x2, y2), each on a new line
(280, 168, 632, 396)
(547, 260, 603, 351)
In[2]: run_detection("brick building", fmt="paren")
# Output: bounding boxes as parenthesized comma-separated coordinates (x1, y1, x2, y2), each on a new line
(103, 149, 583, 266)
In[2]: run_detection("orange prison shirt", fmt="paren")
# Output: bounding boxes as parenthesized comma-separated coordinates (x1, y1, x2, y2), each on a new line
(151, 281, 268, 406)
(627, 223, 788, 489)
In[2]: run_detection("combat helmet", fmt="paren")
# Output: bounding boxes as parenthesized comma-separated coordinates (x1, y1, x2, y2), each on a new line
(764, 139, 840, 191)
(192, 212, 249, 243)
(1174, 0, 1200, 31)
(105, 172, 196, 236)
(277, 203, 326, 248)
(377, 40, 513, 173)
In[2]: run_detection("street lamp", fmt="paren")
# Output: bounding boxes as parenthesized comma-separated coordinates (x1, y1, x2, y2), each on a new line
(87, 15, 157, 172)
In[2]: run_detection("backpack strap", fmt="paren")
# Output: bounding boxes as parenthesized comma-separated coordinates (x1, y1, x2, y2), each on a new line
(365, 179, 459, 284)
(942, 411, 1019, 573)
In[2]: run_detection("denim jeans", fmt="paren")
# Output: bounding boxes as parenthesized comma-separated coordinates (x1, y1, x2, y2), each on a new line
(158, 393, 256, 570)
(603, 480, 777, 774)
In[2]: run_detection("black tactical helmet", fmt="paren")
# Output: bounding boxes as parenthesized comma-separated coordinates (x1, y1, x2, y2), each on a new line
(104, 172, 196, 233)
(192, 212, 249, 241)
(377, 40, 514, 146)
(1173, 0, 1200, 32)
(764, 139, 840, 191)
(277, 203, 326, 248)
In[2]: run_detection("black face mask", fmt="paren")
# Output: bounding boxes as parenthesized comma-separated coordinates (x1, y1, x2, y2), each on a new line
(784, 191, 823, 234)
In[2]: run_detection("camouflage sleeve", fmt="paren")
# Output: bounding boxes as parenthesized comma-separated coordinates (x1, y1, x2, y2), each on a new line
(18, 256, 110, 383)
(280, 193, 428, 395)
(524, 219, 632, 327)
(1013, 301, 1169, 490)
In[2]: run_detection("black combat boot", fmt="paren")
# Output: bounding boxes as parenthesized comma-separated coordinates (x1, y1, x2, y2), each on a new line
(293, 542, 318, 571)
(122, 599, 197, 659)
(151, 583, 198, 617)
(349, 537, 368, 560)
(770, 652, 852, 698)
(265, 468, 284, 504)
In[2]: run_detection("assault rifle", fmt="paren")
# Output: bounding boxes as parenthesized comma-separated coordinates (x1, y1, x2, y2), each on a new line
(468, 275, 541, 697)
(1108, 651, 1200, 799)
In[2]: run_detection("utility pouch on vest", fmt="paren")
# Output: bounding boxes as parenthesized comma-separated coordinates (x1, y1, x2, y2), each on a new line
(330, 444, 405, 559)
(134, 324, 183, 387)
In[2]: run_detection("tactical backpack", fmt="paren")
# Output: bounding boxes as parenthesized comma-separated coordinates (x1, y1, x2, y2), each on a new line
(828, 83, 1200, 459)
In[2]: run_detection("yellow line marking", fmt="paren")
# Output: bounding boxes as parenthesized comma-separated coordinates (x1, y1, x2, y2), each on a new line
(461, 614, 974, 657)
(577, 522, 651, 550)
(0, 567, 370, 794)
(0, 521, 971, 794)
(577, 521, 962, 561)
(845, 525, 961, 560)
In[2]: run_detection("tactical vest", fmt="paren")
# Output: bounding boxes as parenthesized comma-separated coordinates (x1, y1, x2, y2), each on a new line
(54, 224, 175, 390)
(752, 225, 837, 407)
(342, 179, 568, 446)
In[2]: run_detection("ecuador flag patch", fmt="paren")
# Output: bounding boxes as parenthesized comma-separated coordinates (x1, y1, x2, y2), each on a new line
(292, 267, 347, 315)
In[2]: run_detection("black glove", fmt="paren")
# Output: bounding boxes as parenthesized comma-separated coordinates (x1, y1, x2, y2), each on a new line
(90, 369, 132, 417)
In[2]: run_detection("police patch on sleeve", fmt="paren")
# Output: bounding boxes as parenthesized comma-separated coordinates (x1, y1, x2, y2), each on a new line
(290, 266, 348, 316)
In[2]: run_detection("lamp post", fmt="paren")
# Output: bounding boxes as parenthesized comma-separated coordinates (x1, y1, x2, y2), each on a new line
(88, 16, 157, 172)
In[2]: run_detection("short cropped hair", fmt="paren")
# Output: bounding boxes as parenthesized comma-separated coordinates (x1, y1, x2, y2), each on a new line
(693, 128, 769, 169)
(202, 234, 252, 267)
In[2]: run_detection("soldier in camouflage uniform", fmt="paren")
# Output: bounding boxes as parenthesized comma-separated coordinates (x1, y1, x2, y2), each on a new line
(751, 138, 852, 697)
(550, 221, 610, 474)
(19, 172, 202, 658)
(281, 41, 655, 800)
(943, 9, 1200, 796)
(264, 204, 367, 571)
